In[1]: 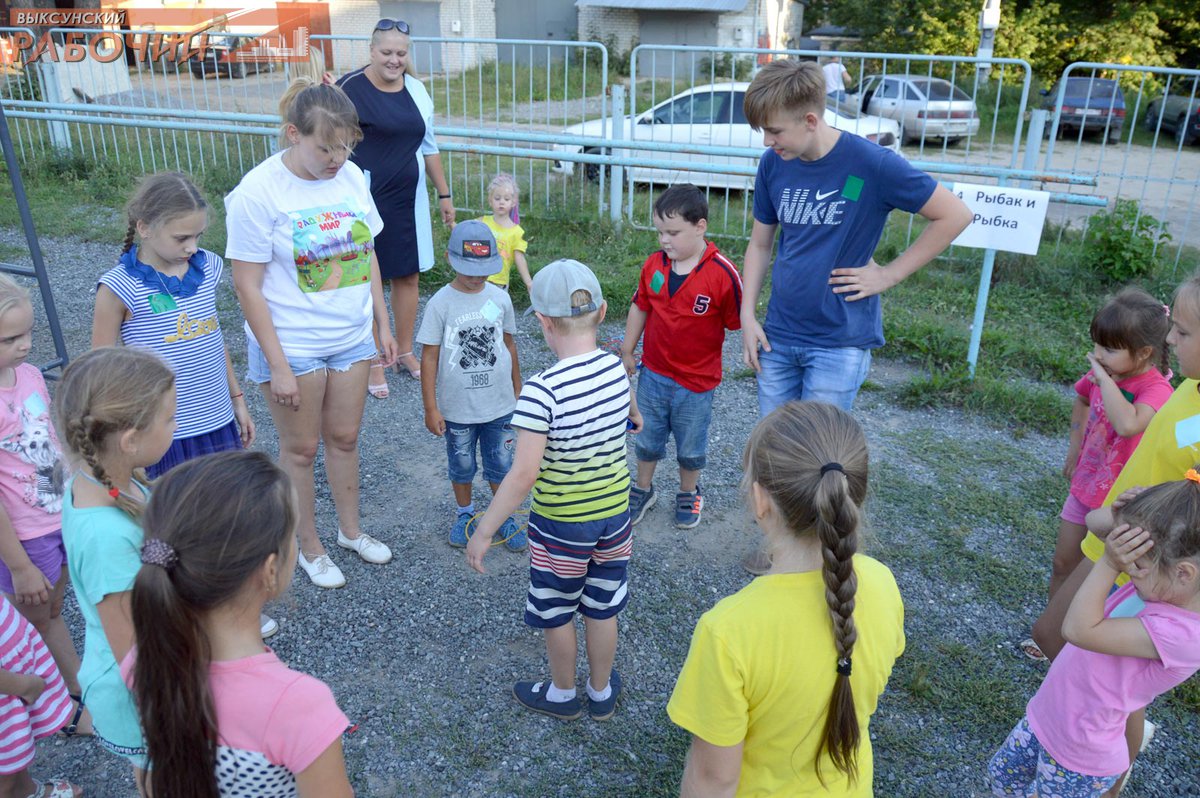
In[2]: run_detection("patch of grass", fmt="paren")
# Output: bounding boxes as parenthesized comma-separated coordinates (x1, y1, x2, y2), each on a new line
(892, 369, 1072, 436)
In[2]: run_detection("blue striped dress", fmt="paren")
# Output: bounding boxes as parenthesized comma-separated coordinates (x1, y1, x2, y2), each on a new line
(97, 247, 235, 446)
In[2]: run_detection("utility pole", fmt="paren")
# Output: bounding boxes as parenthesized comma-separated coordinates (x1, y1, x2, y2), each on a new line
(976, 0, 1000, 78)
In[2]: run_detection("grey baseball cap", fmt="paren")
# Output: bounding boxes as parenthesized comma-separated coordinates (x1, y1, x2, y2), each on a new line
(447, 220, 502, 276)
(530, 258, 604, 318)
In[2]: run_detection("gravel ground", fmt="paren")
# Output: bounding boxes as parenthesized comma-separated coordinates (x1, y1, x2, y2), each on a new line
(3, 225, 1198, 798)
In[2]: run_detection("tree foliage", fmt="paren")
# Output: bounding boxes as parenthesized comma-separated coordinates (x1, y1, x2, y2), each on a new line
(828, 0, 1199, 88)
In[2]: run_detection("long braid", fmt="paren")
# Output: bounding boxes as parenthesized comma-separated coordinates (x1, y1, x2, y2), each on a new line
(744, 401, 869, 787)
(120, 220, 136, 254)
(813, 468, 860, 784)
(72, 417, 146, 519)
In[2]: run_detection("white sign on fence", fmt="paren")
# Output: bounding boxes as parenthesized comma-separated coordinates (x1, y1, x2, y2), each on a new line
(951, 183, 1050, 255)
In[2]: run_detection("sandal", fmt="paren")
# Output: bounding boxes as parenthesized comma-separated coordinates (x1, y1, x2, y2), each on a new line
(394, 351, 421, 379)
(25, 778, 82, 798)
(57, 694, 91, 738)
(1018, 638, 1048, 662)
(367, 359, 389, 400)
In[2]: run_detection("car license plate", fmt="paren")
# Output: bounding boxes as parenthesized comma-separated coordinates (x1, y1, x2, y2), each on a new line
(1081, 109, 1102, 116)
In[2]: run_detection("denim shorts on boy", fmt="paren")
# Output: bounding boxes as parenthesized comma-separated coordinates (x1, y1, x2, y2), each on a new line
(525, 509, 632, 629)
(0, 530, 65, 595)
(988, 717, 1119, 798)
(444, 414, 515, 485)
(244, 336, 377, 384)
(1060, 493, 1093, 526)
(756, 344, 872, 418)
(635, 367, 714, 471)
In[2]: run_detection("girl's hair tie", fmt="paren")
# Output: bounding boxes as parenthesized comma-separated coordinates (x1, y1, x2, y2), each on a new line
(836, 657, 852, 677)
(108, 487, 121, 499)
(1164, 303, 1171, 317)
(141, 538, 178, 571)
(820, 462, 845, 476)
(1186, 468, 1200, 485)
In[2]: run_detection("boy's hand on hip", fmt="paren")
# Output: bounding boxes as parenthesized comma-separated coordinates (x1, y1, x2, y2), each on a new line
(830, 259, 895, 301)
(741, 316, 770, 372)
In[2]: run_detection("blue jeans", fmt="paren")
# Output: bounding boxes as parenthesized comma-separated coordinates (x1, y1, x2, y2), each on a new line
(756, 344, 872, 418)
(245, 336, 376, 384)
(444, 414, 515, 485)
(635, 368, 714, 471)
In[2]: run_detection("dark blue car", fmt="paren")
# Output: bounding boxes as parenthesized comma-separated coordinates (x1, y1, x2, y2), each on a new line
(1041, 77, 1126, 143)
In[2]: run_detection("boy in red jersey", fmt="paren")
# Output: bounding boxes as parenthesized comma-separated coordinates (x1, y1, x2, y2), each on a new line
(620, 184, 742, 529)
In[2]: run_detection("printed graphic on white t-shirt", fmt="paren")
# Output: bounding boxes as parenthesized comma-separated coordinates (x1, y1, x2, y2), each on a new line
(289, 203, 374, 293)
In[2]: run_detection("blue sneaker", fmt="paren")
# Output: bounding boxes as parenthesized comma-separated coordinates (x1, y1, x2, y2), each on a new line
(629, 484, 656, 526)
(587, 669, 622, 721)
(500, 516, 527, 552)
(675, 487, 703, 529)
(449, 511, 472, 548)
(513, 680, 583, 720)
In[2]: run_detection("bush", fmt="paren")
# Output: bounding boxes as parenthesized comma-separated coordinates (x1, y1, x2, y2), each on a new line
(1083, 199, 1171, 282)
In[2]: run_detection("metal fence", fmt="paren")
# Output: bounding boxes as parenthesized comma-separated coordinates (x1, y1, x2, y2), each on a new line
(3, 32, 1200, 265)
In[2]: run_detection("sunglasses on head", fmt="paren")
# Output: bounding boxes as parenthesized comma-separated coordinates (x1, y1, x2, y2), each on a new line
(374, 19, 410, 34)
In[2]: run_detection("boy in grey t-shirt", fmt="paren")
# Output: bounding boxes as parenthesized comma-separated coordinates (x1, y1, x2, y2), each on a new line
(417, 220, 525, 550)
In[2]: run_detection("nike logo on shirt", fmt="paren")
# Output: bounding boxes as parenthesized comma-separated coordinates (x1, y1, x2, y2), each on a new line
(815, 189, 838, 200)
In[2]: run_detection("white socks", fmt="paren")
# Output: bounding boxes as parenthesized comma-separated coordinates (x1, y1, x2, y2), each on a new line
(457, 503, 474, 517)
(545, 682, 577, 703)
(586, 679, 611, 702)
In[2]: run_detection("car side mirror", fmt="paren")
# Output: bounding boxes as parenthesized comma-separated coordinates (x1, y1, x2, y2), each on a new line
(1039, 89, 1050, 96)
(637, 114, 653, 125)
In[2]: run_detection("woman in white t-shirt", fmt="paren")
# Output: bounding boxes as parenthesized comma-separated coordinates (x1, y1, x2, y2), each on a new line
(225, 79, 399, 590)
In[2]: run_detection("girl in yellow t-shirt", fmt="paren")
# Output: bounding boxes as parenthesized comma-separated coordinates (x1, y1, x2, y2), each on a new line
(667, 401, 905, 797)
(478, 173, 531, 292)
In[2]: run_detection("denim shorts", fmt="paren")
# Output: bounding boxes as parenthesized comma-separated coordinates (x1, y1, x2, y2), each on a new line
(756, 344, 872, 418)
(245, 336, 376, 385)
(635, 368, 714, 471)
(445, 414, 515, 485)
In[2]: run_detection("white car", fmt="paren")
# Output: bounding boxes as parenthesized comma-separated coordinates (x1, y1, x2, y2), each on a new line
(551, 82, 902, 190)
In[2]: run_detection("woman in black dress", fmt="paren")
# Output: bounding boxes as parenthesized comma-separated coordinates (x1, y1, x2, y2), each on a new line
(337, 20, 455, 396)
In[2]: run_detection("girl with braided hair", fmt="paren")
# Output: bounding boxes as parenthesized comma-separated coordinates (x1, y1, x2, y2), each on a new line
(667, 401, 905, 797)
(123, 451, 352, 798)
(56, 347, 176, 791)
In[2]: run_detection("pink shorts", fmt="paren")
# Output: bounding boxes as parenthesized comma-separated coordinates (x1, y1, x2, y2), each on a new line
(1060, 494, 1095, 526)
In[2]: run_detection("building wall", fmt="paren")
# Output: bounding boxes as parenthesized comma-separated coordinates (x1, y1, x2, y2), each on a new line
(578, 6, 639, 55)
(326, 0, 497, 77)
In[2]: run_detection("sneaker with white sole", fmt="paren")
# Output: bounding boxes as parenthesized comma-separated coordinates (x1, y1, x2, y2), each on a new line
(297, 550, 346, 589)
(629, 484, 656, 525)
(336, 529, 393, 564)
(512, 680, 583, 720)
(260, 613, 279, 639)
(675, 486, 703, 529)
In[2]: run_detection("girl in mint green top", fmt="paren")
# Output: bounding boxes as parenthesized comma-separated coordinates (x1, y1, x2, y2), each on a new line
(56, 347, 177, 782)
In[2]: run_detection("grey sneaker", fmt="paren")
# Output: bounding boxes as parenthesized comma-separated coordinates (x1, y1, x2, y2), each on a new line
(629, 484, 656, 525)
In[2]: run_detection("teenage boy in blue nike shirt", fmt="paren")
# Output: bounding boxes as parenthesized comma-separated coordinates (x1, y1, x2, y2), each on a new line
(738, 58, 971, 573)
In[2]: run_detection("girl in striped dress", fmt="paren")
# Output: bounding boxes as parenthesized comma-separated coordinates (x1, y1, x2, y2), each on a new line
(92, 172, 255, 480)
(0, 594, 80, 797)
(92, 173, 273, 640)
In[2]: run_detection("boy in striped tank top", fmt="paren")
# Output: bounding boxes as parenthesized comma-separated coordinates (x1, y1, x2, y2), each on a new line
(467, 259, 641, 721)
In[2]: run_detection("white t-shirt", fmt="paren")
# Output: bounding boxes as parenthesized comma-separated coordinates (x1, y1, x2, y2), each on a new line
(823, 61, 846, 94)
(224, 152, 384, 357)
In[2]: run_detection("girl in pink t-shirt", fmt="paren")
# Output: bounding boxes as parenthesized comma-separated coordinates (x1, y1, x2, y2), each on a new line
(1043, 289, 1172, 611)
(0, 274, 93, 739)
(124, 451, 352, 798)
(991, 474, 1200, 798)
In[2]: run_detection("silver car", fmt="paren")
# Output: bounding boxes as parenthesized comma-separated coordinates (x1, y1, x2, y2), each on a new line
(836, 75, 980, 145)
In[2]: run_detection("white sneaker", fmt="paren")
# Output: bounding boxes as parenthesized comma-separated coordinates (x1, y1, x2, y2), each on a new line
(336, 528, 393, 564)
(260, 613, 279, 639)
(297, 550, 346, 589)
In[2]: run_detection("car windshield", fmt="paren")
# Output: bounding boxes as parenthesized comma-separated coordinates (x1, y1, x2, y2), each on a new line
(1064, 78, 1121, 99)
(910, 79, 971, 101)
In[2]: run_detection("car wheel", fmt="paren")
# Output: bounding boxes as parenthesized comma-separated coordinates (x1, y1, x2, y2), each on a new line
(231, 61, 246, 79)
(1143, 105, 1160, 132)
(583, 148, 608, 183)
(945, 137, 963, 146)
(1176, 115, 1189, 146)
(1106, 126, 1121, 144)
